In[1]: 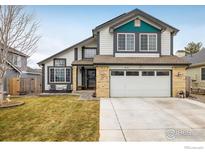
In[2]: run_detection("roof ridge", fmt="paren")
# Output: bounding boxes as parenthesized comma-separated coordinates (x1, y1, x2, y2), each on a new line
(94, 8, 179, 33)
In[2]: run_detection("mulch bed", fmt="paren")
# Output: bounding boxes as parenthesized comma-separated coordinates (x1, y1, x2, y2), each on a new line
(0, 102, 25, 108)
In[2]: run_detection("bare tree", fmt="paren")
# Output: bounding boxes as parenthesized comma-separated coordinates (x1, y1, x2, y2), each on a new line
(0, 6, 40, 104)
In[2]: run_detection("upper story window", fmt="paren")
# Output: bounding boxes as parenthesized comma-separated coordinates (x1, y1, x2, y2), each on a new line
(83, 48, 97, 59)
(140, 33, 157, 52)
(54, 59, 66, 66)
(13, 54, 21, 67)
(117, 33, 135, 51)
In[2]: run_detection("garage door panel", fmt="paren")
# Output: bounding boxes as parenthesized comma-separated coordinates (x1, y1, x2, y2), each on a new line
(110, 70, 171, 97)
(110, 76, 125, 97)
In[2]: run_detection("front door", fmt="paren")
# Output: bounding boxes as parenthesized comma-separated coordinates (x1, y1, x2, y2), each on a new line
(87, 69, 96, 89)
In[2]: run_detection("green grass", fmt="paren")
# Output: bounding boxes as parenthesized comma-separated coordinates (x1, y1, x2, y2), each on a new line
(0, 95, 99, 141)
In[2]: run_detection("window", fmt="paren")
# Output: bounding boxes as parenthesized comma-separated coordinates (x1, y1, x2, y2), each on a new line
(49, 67, 71, 83)
(54, 59, 66, 66)
(55, 68, 65, 82)
(66, 69, 71, 82)
(117, 33, 135, 51)
(142, 71, 155, 76)
(74, 48, 78, 60)
(201, 68, 205, 80)
(13, 54, 18, 65)
(50, 69, 54, 82)
(140, 34, 157, 52)
(84, 48, 97, 59)
(111, 70, 124, 76)
(156, 71, 170, 76)
(13, 54, 21, 67)
(126, 71, 139, 76)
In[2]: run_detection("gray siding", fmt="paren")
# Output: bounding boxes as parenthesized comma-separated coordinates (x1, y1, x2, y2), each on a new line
(3, 68, 19, 92)
(7, 52, 28, 71)
(21, 56, 27, 71)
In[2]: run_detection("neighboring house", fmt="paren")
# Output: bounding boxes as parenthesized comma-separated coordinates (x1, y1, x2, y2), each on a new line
(1, 46, 41, 93)
(175, 50, 186, 57)
(38, 8, 190, 97)
(182, 49, 205, 88)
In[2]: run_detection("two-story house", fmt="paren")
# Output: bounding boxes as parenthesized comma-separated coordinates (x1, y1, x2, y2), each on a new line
(38, 8, 190, 97)
(1, 46, 41, 94)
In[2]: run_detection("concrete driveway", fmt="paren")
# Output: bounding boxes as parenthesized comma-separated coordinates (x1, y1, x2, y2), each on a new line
(100, 98, 205, 141)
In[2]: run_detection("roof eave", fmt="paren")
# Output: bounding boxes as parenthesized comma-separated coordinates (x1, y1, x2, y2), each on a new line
(6, 60, 22, 74)
(38, 36, 95, 65)
(93, 8, 179, 35)
(93, 63, 190, 66)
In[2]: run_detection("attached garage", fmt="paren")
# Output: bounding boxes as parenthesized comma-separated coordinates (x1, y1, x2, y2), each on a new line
(110, 69, 171, 97)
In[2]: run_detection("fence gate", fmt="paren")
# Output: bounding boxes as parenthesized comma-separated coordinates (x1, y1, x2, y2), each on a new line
(9, 78, 20, 95)
(9, 77, 41, 95)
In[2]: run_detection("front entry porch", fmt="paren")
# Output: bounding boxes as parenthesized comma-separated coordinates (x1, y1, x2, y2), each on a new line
(73, 65, 96, 91)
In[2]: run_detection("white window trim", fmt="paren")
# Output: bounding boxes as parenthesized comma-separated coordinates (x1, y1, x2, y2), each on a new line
(54, 59, 66, 67)
(49, 67, 71, 83)
(117, 33, 135, 51)
(139, 33, 157, 52)
(84, 48, 97, 59)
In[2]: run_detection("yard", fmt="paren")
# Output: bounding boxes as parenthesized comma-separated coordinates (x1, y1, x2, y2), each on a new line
(0, 95, 99, 141)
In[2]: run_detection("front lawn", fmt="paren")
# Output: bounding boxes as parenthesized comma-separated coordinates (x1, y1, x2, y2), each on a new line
(0, 95, 99, 141)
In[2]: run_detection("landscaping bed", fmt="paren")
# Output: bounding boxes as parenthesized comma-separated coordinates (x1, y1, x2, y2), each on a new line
(0, 101, 25, 108)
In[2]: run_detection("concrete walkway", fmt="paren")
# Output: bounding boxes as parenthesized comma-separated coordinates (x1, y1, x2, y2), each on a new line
(73, 90, 99, 100)
(100, 98, 205, 141)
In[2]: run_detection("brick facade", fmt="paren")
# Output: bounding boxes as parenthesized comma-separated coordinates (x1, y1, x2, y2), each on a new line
(96, 66, 110, 98)
(72, 66, 77, 92)
(172, 66, 186, 97)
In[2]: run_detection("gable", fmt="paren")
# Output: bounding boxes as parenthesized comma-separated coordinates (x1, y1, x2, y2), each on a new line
(94, 8, 179, 34)
(114, 20, 160, 33)
(38, 36, 96, 65)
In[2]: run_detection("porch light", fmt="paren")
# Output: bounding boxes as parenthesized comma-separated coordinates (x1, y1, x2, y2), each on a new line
(176, 72, 183, 77)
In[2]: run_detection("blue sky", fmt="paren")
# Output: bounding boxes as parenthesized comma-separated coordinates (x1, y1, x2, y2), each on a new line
(27, 5, 205, 68)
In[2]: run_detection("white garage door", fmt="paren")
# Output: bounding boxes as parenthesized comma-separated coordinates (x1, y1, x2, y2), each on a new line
(110, 70, 171, 97)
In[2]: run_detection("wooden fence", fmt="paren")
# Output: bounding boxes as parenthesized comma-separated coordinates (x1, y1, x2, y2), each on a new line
(9, 77, 41, 95)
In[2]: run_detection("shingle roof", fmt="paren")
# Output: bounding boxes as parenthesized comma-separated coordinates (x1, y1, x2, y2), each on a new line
(182, 49, 205, 67)
(72, 59, 94, 66)
(38, 36, 95, 65)
(0, 42, 29, 57)
(72, 55, 190, 66)
(93, 8, 179, 34)
(93, 55, 190, 65)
